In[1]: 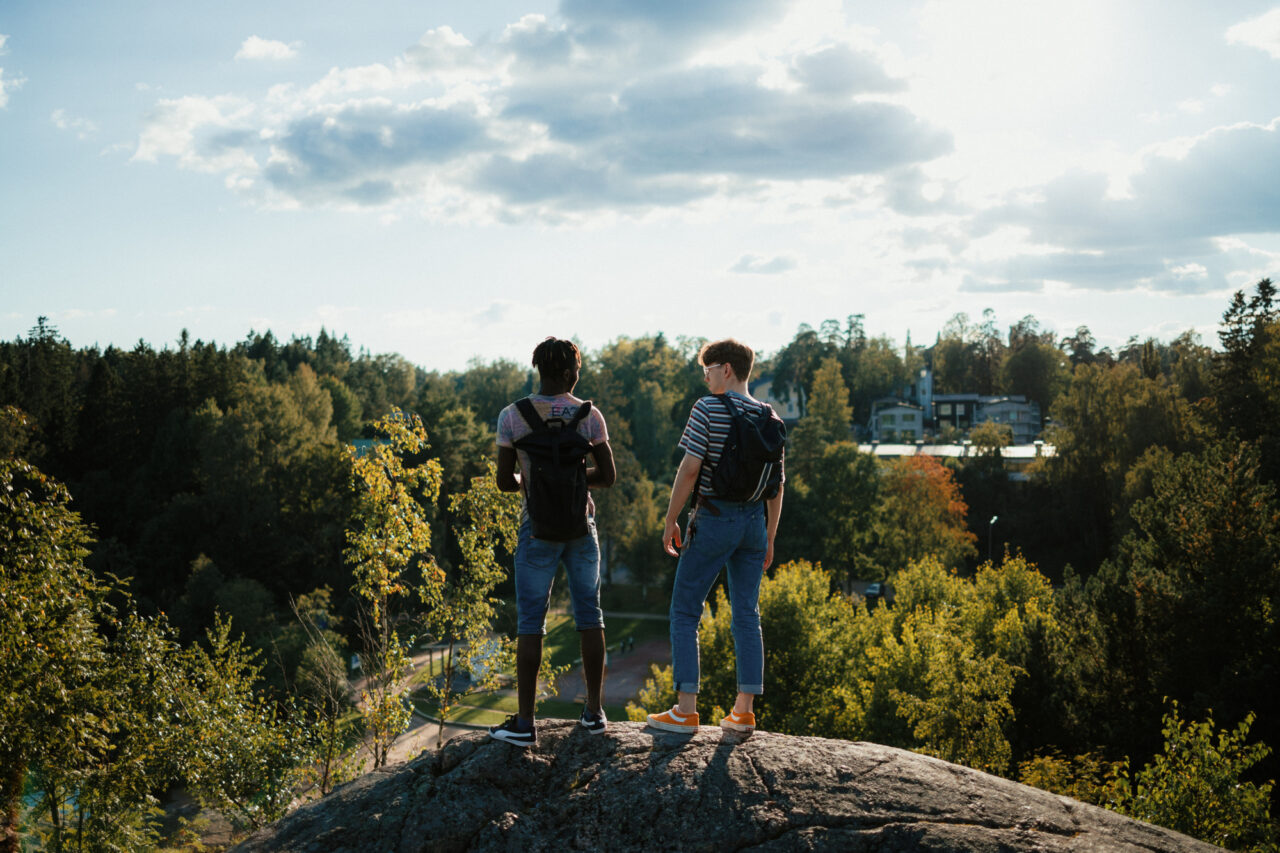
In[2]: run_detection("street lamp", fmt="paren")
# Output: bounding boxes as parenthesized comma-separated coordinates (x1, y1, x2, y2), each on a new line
(988, 515, 999, 563)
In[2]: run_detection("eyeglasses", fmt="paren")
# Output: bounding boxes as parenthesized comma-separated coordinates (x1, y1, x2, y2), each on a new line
(702, 363, 724, 378)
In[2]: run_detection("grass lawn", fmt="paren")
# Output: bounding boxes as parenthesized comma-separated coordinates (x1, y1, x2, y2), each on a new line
(407, 648, 454, 686)
(542, 614, 669, 669)
(410, 698, 507, 726)
(600, 582, 671, 614)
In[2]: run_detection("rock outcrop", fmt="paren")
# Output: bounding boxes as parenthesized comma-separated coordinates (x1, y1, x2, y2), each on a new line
(233, 721, 1219, 852)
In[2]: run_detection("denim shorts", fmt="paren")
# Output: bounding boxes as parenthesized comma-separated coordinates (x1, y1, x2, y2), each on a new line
(513, 516, 604, 635)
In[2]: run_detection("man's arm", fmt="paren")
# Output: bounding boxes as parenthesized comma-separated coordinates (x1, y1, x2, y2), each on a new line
(496, 446, 521, 492)
(662, 452, 702, 556)
(763, 485, 784, 569)
(587, 440, 616, 488)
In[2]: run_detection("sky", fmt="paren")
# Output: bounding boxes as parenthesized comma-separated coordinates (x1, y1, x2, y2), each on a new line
(2, 0, 1280, 371)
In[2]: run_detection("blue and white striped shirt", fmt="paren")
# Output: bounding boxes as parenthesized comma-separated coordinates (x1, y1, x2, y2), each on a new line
(678, 391, 786, 498)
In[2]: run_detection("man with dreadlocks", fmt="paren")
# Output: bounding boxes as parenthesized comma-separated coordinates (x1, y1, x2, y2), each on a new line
(490, 337, 615, 747)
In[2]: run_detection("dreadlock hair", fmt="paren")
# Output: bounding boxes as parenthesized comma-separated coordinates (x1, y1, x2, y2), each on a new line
(531, 337, 581, 383)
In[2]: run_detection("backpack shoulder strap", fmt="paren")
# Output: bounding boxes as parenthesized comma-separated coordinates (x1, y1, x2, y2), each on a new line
(713, 393, 741, 418)
(567, 400, 593, 427)
(514, 397, 544, 432)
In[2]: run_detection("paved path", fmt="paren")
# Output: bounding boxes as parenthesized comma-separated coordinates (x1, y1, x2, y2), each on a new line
(552, 637, 670, 705)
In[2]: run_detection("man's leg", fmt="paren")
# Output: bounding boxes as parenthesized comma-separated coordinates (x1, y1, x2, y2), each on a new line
(579, 627, 605, 713)
(516, 633, 544, 721)
(724, 504, 768, 719)
(562, 519, 606, 715)
(667, 511, 738, 714)
(496, 520, 561, 738)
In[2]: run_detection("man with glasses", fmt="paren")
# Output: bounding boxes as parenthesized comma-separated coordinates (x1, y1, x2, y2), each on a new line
(647, 338, 785, 736)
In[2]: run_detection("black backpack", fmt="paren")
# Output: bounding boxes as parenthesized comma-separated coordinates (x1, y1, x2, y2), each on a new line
(708, 394, 786, 502)
(512, 398, 594, 541)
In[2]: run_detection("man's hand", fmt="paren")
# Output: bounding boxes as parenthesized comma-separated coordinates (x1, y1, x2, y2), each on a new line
(663, 516, 683, 557)
(764, 539, 774, 570)
(662, 452, 702, 558)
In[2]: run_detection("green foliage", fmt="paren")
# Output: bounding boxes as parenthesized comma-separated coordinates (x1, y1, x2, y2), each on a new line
(1064, 441, 1280, 778)
(0, 456, 139, 850)
(0, 404, 34, 459)
(578, 335, 695, 481)
(628, 558, 1038, 776)
(593, 444, 666, 590)
(420, 462, 529, 748)
(1110, 704, 1276, 852)
(1018, 750, 1126, 808)
(790, 356, 851, 457)
(345, 408, 441, 767)
(1001, 320, 1068, 421)
(174, 615, 313, 832)
(626, 665, 676, 723)
(1043, 360, 1197, 564)
(1, 457, 323, 849)
(286, 588, 358, 797)
(426, 406, 495, 497)
(969, 420, 1012, 454)
(786, 442, 880, 584)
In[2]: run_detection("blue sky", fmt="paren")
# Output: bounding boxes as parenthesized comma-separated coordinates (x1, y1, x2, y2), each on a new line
(2, 0, 1279, 370)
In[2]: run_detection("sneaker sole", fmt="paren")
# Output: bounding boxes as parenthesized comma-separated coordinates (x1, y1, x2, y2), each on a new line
(720, 720, 755, 733)
(489, 732, 536, 748)
(647, 717, 699, 734)
(579, 722, 607, 735)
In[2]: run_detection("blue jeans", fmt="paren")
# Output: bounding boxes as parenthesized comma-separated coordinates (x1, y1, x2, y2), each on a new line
(669, 500, 767, 695)
(514, 517, 604, 635)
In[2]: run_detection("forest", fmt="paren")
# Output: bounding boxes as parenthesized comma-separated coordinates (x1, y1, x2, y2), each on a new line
(2, 279, 1278, 851)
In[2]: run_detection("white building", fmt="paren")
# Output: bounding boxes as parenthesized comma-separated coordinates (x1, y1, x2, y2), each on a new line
(869, 399, 925, 442)
(753, 374, 806, 424)
(976, 396, 1042, 445)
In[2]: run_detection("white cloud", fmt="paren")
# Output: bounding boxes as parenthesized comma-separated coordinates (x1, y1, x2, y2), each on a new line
(967, 118, 1280, 293)
(0, 69, 18, 108)
(730, 253, 798, 274)
(132, 94, 258, 173)
(51, 108, 99, 138)
(135, 9, 948, 219)
(235, 36, 299, 61)
(0, 36, 24, 109)
(1226, 8, 1280, 59)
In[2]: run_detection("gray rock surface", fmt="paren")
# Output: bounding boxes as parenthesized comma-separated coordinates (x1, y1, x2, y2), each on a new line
(233, 721, 1221, 852)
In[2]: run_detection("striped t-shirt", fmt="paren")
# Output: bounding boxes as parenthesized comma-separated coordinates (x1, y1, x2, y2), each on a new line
(677, 391, 786, 498)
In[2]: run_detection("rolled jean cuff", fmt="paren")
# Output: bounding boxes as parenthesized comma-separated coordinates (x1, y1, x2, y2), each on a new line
(675, 681, 700, 694)
(576, 622, 605, 632)
(738, 683, 764, 695)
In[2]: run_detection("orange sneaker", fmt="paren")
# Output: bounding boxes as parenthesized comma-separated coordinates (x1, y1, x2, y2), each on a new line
(719, 709, 756, 733)
(646, 706, 699, 734)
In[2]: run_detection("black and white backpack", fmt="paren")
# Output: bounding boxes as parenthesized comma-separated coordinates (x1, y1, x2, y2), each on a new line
(708, 394, 786, 502)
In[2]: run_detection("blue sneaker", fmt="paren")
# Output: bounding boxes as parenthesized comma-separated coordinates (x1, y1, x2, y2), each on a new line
(489, 715, 536, 748)
(579, 705, 607, 735)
